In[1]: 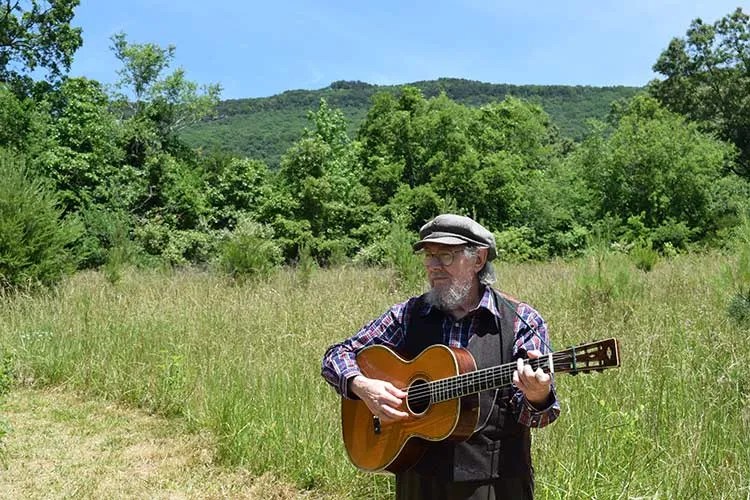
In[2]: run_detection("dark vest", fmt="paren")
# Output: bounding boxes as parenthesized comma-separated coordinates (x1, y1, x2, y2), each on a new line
(402, 288, 532, 482)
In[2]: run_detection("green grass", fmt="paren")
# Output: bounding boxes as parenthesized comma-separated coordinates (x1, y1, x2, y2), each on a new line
(1, 253, 749, 498)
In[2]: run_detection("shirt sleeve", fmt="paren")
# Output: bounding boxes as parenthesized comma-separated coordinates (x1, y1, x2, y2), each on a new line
(321, 299, 412, 399)
(509, 302, 561, 428)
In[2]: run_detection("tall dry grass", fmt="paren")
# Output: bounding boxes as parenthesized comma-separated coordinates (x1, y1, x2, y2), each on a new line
(1, 252, 749, 498)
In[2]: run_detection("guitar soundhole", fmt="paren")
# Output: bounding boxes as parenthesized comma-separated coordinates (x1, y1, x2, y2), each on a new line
(406, 378, 430, 415)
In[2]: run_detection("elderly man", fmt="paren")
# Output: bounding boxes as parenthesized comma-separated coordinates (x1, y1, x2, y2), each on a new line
(322, 214, 560, 499)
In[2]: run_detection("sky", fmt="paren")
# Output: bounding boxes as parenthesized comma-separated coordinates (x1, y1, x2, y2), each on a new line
(67, 1, 746, 100)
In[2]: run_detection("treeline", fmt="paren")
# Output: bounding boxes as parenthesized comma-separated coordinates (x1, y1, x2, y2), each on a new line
(181, 79, 639, 166)
(1, 2, 750, 291)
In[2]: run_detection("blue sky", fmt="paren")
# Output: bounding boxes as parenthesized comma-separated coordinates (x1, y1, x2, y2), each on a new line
(68, 1, 744, 100)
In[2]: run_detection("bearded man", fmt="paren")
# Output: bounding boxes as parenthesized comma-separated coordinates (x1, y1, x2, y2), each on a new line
(322, 214, 560, 500)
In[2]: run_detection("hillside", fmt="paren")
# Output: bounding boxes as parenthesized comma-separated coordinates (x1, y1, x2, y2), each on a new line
(181, 78, 641, 167)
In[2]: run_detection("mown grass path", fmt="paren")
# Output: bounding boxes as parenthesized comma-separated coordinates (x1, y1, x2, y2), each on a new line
(0, 387, 329, 499)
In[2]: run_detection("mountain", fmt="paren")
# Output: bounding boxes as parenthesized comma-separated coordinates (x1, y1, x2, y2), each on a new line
(181, 78, 641, 167)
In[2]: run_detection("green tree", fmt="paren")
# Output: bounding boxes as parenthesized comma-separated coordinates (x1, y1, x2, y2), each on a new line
(0, 82, 48, 153)
(275, 99, 373, 260)
(0, 0, 82, 88)
(0, 148, 79, 289)
(650, 8, 750, 177)
(110, 32, 221, 140)
(32, 77, 126, 212)
(576, 95, 744, 248)
(106, 33, 223, 264)
(204, 154, 272, 229)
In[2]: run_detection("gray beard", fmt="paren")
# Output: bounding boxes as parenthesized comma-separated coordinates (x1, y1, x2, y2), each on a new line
(425, 279, 473, 311)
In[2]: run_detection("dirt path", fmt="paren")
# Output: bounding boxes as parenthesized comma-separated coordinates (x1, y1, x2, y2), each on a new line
(0, 387, 321, 499)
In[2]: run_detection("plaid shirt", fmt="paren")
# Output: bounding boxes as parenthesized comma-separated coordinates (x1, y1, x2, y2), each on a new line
(322, 286, 560, 428)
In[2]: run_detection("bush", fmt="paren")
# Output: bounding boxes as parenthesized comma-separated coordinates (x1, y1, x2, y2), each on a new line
(494, 226, 546, 262)
(630, 241, 659, 272)
(385, 221, 424, 290)
(0, 149, 79, 291)
(723, 215, 750, 325)
(133, 217, 220, 266)
(216, 217, 282, 282)
(576, 242, 642, 307)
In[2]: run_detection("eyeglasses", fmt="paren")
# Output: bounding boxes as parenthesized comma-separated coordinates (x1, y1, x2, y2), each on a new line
(420, 249, 464, 267)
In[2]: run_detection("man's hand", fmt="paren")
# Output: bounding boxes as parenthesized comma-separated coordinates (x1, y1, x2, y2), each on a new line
(349, 375, 409, 422)
(513, 350, 552, 409)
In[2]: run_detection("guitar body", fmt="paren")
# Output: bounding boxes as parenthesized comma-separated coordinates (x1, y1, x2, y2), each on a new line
(341, 344, 480, 473)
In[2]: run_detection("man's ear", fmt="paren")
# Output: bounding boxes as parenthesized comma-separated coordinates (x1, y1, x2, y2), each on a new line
(475, 247, 488, 271)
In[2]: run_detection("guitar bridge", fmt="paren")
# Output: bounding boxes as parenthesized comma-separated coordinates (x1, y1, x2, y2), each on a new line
(373, 415, 381, 434)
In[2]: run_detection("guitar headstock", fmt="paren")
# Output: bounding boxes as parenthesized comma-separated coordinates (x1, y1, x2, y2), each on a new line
(554, 338, 620, 375)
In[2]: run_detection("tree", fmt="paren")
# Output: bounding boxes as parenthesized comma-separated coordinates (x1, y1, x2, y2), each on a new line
(274, 99, 373, 260)
(650, 8, 750, 177)
(110, 32, 221, 138)
(576, 95, 744, 248)
(0, 0, 82, 87)
(0, 148, 79, 289)
(0, 82, 48, 153)
(32, 77, 125, 212)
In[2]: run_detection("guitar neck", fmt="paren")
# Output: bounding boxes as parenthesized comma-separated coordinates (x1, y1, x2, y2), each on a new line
(424, 338, 620, 403)
(426, 358, 539, 403)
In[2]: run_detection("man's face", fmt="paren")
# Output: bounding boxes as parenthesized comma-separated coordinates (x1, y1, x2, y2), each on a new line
(421, 243, 487, 310)
(421, 243, 486, 291)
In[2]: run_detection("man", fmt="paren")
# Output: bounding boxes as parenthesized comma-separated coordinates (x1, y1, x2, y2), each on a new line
(322, 214, 560, 499)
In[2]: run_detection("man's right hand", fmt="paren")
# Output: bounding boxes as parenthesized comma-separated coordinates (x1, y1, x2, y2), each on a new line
(349, 375, 410, 422)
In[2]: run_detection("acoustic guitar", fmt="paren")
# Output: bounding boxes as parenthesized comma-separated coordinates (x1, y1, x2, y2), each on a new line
(341, 338, 620, 473)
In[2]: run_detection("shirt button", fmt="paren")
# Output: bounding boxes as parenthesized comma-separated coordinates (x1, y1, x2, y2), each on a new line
(454, 322, 460, 327)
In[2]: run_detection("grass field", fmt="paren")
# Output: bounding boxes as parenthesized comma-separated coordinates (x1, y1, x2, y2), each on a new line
(1, 250, 749, 498)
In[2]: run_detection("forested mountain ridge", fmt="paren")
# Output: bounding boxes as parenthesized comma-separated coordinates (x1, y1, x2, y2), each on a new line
(181, 78, 641, 166)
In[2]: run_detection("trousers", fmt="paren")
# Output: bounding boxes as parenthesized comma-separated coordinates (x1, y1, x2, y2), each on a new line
(396, 469, 534, 500)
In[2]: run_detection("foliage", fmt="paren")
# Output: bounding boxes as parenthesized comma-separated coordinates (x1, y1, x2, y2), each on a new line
(295, 241, 317, 288)
(384, 221, 424, 290)
(0, 149, 79, 290)
(494, 226, 546, 263)
(216, 217, 282, 282)
(203, 155, 271, 228)
(575, 241, 643, 307)
(574, 94, 743, 249)
(723, 215, 750, 325)
(31, 77, 124, 212)
(0, 83, 49, 153)
(272, 99, 374, 262)
(182, 79, 639, 167)
(0, 0, 82, 87)
(650, 8, 750, 178)
(110, 32, 221, 136)
(630, 241, 659, 272)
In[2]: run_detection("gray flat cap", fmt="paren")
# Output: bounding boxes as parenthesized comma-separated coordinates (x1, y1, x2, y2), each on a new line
(413, 214, 497, 261)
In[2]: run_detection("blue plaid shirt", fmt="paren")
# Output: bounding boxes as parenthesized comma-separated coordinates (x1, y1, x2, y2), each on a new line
(322, 286, 560, 428)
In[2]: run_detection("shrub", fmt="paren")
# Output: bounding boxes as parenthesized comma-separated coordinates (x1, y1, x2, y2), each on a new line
(723, 215, 750, 325)
(133, 217, 219, 266)
(576, 242, 642, 307)
(295, 241, 317, 288)
(385, 221, 423, 290)
(494, 226, 546, 263)
(217, 217, 282, 282)
(630, 241, 659, 272)
(0, 149, 79, 291)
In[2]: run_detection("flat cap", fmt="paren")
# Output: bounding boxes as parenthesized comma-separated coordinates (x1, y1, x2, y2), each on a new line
(413, 214, 497, 261)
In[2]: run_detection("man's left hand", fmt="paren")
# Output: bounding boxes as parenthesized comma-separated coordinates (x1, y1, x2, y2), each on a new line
(513, 350, 552, 409)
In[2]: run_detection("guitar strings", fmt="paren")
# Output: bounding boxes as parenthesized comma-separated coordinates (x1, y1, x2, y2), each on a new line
(403, 352, 575, 405)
